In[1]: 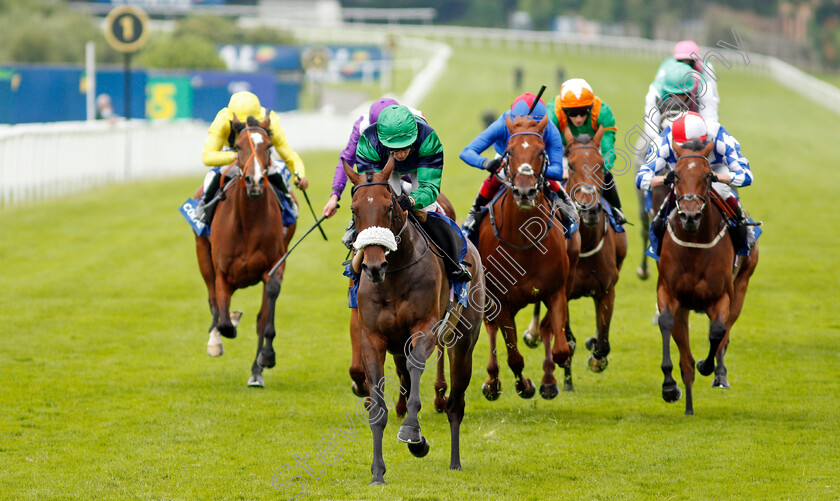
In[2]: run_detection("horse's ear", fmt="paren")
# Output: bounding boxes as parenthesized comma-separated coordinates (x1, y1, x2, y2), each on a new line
(342, 159, 363, 186)
(592, 126, 605, 147)
(536, 115, 548, 135)
(672, 141, 685, 158)
(232, 113, 241, 126)
(379, 153, 396, 180)
(701, 140, 715, 158)
(260, 112, 271, 130)
(505, 113, 514, 132)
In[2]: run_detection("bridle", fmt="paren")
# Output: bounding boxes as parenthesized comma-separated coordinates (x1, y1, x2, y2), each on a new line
(496, 131, 548, 193)
(350, 174, 410, 249)
(226, 125, 271, 190)
(673, 154, 714, 217)
(566, 144, 604, 214)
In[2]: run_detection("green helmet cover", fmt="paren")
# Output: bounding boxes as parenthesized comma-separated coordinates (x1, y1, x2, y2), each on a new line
(661, 59, 695, 97)
(376, 105, 418, 149)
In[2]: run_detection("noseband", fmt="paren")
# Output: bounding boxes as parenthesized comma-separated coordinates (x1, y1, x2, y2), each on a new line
(234, 125, 271, 190)
(674, 154, 713, 216)
(498, 131, 548, 192)
(351, 177, 407, 246)
(567, 144, 604, 212)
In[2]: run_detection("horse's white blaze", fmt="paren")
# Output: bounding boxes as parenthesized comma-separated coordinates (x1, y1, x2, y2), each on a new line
(367, 197, 374, 204)
(207, 327, 224, 357)
(688, 161, 696, 170)
(250, 132, 265, 182)
(522, 140, 530, 149)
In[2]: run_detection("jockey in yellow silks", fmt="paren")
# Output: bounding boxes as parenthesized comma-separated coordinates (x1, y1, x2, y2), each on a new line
(195, 91, 308, 223)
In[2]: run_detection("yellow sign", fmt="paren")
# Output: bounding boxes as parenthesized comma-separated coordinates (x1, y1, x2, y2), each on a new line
(103, 5, 150, 53)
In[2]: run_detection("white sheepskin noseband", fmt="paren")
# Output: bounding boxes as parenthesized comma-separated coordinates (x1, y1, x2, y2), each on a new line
(354, 226, 398, 252)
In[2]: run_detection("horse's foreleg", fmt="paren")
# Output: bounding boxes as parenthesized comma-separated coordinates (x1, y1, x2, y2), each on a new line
(587, 286, 615, 373)
(548, 289, 572, 393)
(497, 310, 534, 399)
(698, 294, 731, 380)
(714, 247, 758, 389)
(398, 318, 438, 446)
(522, 303, 541, 348)
(538, 306, 558, 399)
(197, 238, 223, 356)
(445, 331, 475, 471)
(669, 308, 693, 415)
(248, 273, 281, 387)
(658, 287, 682, 405)
(349, 303, 369, 397)
(433, 344, 448, 413)
(637, 211, 651, 279)
(393, 354, 410, 419)
(214, 275, 236, 339)
(482, 319, 502, 400)
(360, 329, 388, 485)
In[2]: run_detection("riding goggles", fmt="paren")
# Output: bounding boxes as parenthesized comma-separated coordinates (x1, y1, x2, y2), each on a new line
(563, 106, 592, 118)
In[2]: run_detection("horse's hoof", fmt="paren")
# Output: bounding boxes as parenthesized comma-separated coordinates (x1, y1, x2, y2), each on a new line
(539, 383, 559, 400)
(685, 408, 695, 416)
(516, 379, 536, 399)
(522, 329, 540, 349)
(697, 359, 714, 377)
(230, 310, 243, 327)
(247, 375, 265, 388)
(481, 382, 501, 401)
(636, 266, 649, 280)
(206, 343, 223, 357)
(407, 436, 430, 458)
(369, 479, 386, 486)
(218, 324, 237, 339)
(713, 375, 730, 389)
(257, 352, 276, 369)
(351, 382, 369, 398)
(588, 354, 608, 373)
(449, 462, 462, 471)
(662, 384, 681, 403)
(397, 425, 421, 444)
(585, 337, 596, 352)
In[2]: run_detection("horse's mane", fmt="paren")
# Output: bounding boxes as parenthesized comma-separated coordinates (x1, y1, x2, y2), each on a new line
(679, 138, 708, 152)
(575, 134, 593, 144)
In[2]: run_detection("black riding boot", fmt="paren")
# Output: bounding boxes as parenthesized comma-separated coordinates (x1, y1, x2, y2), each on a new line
(727, 199, 750, 253)
(195, 171, 222, 224)
(650, 191, 675, 242)
(421, 216, 473, 283)
(462, 192, 491, 236)
(602, 171, 628, 225)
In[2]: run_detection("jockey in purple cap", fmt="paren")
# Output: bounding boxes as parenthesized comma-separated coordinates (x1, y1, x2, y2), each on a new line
(322, 97, 426, 218)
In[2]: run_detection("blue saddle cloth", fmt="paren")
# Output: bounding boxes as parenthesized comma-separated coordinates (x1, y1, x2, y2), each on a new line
(344, 212, 470, 309)
(180, 166, 297, 236)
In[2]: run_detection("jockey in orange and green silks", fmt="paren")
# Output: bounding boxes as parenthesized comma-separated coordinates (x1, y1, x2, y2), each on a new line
(195, 91, 307, 224)
(547, 78, 627, 225)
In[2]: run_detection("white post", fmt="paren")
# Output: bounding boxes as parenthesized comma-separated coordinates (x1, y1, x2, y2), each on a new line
(86, 41, 95, 121)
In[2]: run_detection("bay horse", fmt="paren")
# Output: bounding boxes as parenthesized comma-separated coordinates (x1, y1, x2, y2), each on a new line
(562, 131, 627, 373)
(194, 114, 296, 387)
(342, 157, 484, 485)
(478, 115, 575, 401)
(657, 141, 758, 415)
(348, 193, 457, 419)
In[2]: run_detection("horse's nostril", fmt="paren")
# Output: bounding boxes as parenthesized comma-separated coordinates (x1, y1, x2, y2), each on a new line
(527, 189, 537, 198)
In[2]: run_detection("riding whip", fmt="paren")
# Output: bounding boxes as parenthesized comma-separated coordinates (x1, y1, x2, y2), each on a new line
(268, 208, 336, 277)
(527, 85, 547, 115)
(295, 173, 328, 241)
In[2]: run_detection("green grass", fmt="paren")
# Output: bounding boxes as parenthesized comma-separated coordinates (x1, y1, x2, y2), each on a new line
(2, 43, 839, 500)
